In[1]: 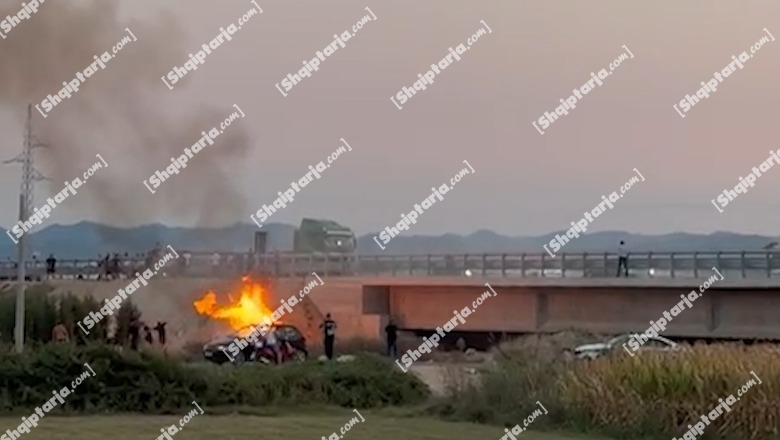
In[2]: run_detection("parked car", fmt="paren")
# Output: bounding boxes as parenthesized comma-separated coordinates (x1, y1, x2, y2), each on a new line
(567, 333, 679, 360)
(202, 323, 308, 364)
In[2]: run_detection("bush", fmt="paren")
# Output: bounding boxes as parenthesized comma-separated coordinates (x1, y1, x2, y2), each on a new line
(432, 336, 780, 440)
(0, 344, 429, 414)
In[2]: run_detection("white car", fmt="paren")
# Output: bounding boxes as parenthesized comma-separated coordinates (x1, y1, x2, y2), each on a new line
(570, 333, 679, 360)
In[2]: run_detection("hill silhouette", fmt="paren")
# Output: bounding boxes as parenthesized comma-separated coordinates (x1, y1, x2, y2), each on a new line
(0, 221, 776, 259)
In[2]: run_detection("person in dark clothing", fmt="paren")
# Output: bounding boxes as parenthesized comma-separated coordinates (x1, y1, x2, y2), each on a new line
(128, 318, 140, 350)
(143, 325, 153, 345)
(320, 313, 337, 360)
(245, 249, 255, 273)
(45, 254, 56, 279)
(111, 254, 122, 279)
(385, 319, 398, 358)
(102, 254, 111, 280)
(153, 322, 167, 346)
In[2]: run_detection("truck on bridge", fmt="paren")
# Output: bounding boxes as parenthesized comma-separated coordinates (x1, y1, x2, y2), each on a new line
(293, 218, 356, 254)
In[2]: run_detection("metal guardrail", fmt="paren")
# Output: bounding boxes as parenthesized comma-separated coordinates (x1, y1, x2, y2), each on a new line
(1, 251, 780, 280)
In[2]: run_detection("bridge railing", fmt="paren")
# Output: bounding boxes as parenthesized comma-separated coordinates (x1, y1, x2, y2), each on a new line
(1, 251, 779, 280)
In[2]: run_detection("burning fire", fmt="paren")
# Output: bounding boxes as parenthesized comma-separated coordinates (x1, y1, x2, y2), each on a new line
(193, 276, 277, 337)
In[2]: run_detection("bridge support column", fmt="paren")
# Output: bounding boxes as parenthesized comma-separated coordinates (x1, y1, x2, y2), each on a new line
(536, 291, 548, 329)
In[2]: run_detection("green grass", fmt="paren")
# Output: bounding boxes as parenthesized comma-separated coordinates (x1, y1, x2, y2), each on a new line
(0, 411, 604, 440)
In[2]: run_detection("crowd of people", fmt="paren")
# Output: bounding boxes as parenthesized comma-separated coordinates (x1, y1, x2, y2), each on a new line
(49, 310, 408, 363)
(12, 246, 267, 281)
(51, 316, 167, 351)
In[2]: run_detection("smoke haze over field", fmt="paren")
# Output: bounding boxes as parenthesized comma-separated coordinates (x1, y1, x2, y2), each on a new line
(0, 0, 779, 238)
(0, 0, 250, 229)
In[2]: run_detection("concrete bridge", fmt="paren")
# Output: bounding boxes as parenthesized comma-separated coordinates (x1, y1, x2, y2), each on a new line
(4, 251, 780, 280)
(361, 276, 780, 342)
(4, 251, 780, 346)
(6, 271, 779, 347)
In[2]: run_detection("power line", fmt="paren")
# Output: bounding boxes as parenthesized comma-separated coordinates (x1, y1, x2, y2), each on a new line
(2, 104, 47, 353)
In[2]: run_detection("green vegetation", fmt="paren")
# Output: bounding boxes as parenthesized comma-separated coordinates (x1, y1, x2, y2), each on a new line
(0, 344, 428, 414)
(0, 285, 140, 345)
(430, 339, 780, 440)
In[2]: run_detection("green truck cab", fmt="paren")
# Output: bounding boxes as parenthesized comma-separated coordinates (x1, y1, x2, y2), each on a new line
(293, 218, 356, 254)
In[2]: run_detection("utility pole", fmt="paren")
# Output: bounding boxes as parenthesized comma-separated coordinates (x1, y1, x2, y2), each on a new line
(3, 104, 47, 353)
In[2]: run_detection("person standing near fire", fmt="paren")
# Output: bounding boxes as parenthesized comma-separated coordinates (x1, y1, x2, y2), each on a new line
(128, 316, 141, 350)
(106, 314, 118, 346)
(385, 318, 398, 358)
(52, 321, 70, 343)
(264, 325, 282, 364)
(153, 321, 167, 346)
(320, 314, 337, 360)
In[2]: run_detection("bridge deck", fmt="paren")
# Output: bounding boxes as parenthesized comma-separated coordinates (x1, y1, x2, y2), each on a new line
(359, 276, 780, 289)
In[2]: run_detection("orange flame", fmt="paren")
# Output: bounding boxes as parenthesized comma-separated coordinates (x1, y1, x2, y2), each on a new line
(193, 277, 277, 337)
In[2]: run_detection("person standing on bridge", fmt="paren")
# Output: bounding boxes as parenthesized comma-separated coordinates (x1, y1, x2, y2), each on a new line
(211, 252, 222, 277)
(320, 313, 337, 360)
(617, 240, 629, 277)
(45, 254, 56, 280)
(111, 253, 122, 279)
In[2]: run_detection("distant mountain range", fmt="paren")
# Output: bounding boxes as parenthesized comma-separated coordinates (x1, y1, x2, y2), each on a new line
(0, 221, 776, 259)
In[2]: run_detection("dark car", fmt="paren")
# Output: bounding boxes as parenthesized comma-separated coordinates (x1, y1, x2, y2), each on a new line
(202, 323, 308, 364)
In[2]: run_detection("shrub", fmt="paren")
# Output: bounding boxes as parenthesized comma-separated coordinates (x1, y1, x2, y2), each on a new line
(0, 344, 428, 414)
(433, 335, 780, 440)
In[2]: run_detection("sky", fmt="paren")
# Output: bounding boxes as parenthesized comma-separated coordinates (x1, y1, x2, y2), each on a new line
(0, 0, 779, 237)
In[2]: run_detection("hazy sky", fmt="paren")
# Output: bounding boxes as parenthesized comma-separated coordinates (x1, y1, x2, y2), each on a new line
(0, 0, 779, 237)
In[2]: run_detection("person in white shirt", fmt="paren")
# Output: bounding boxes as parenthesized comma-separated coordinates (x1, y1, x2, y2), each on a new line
(211, 253, 221, 276)
(617, 240, 628, 277)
